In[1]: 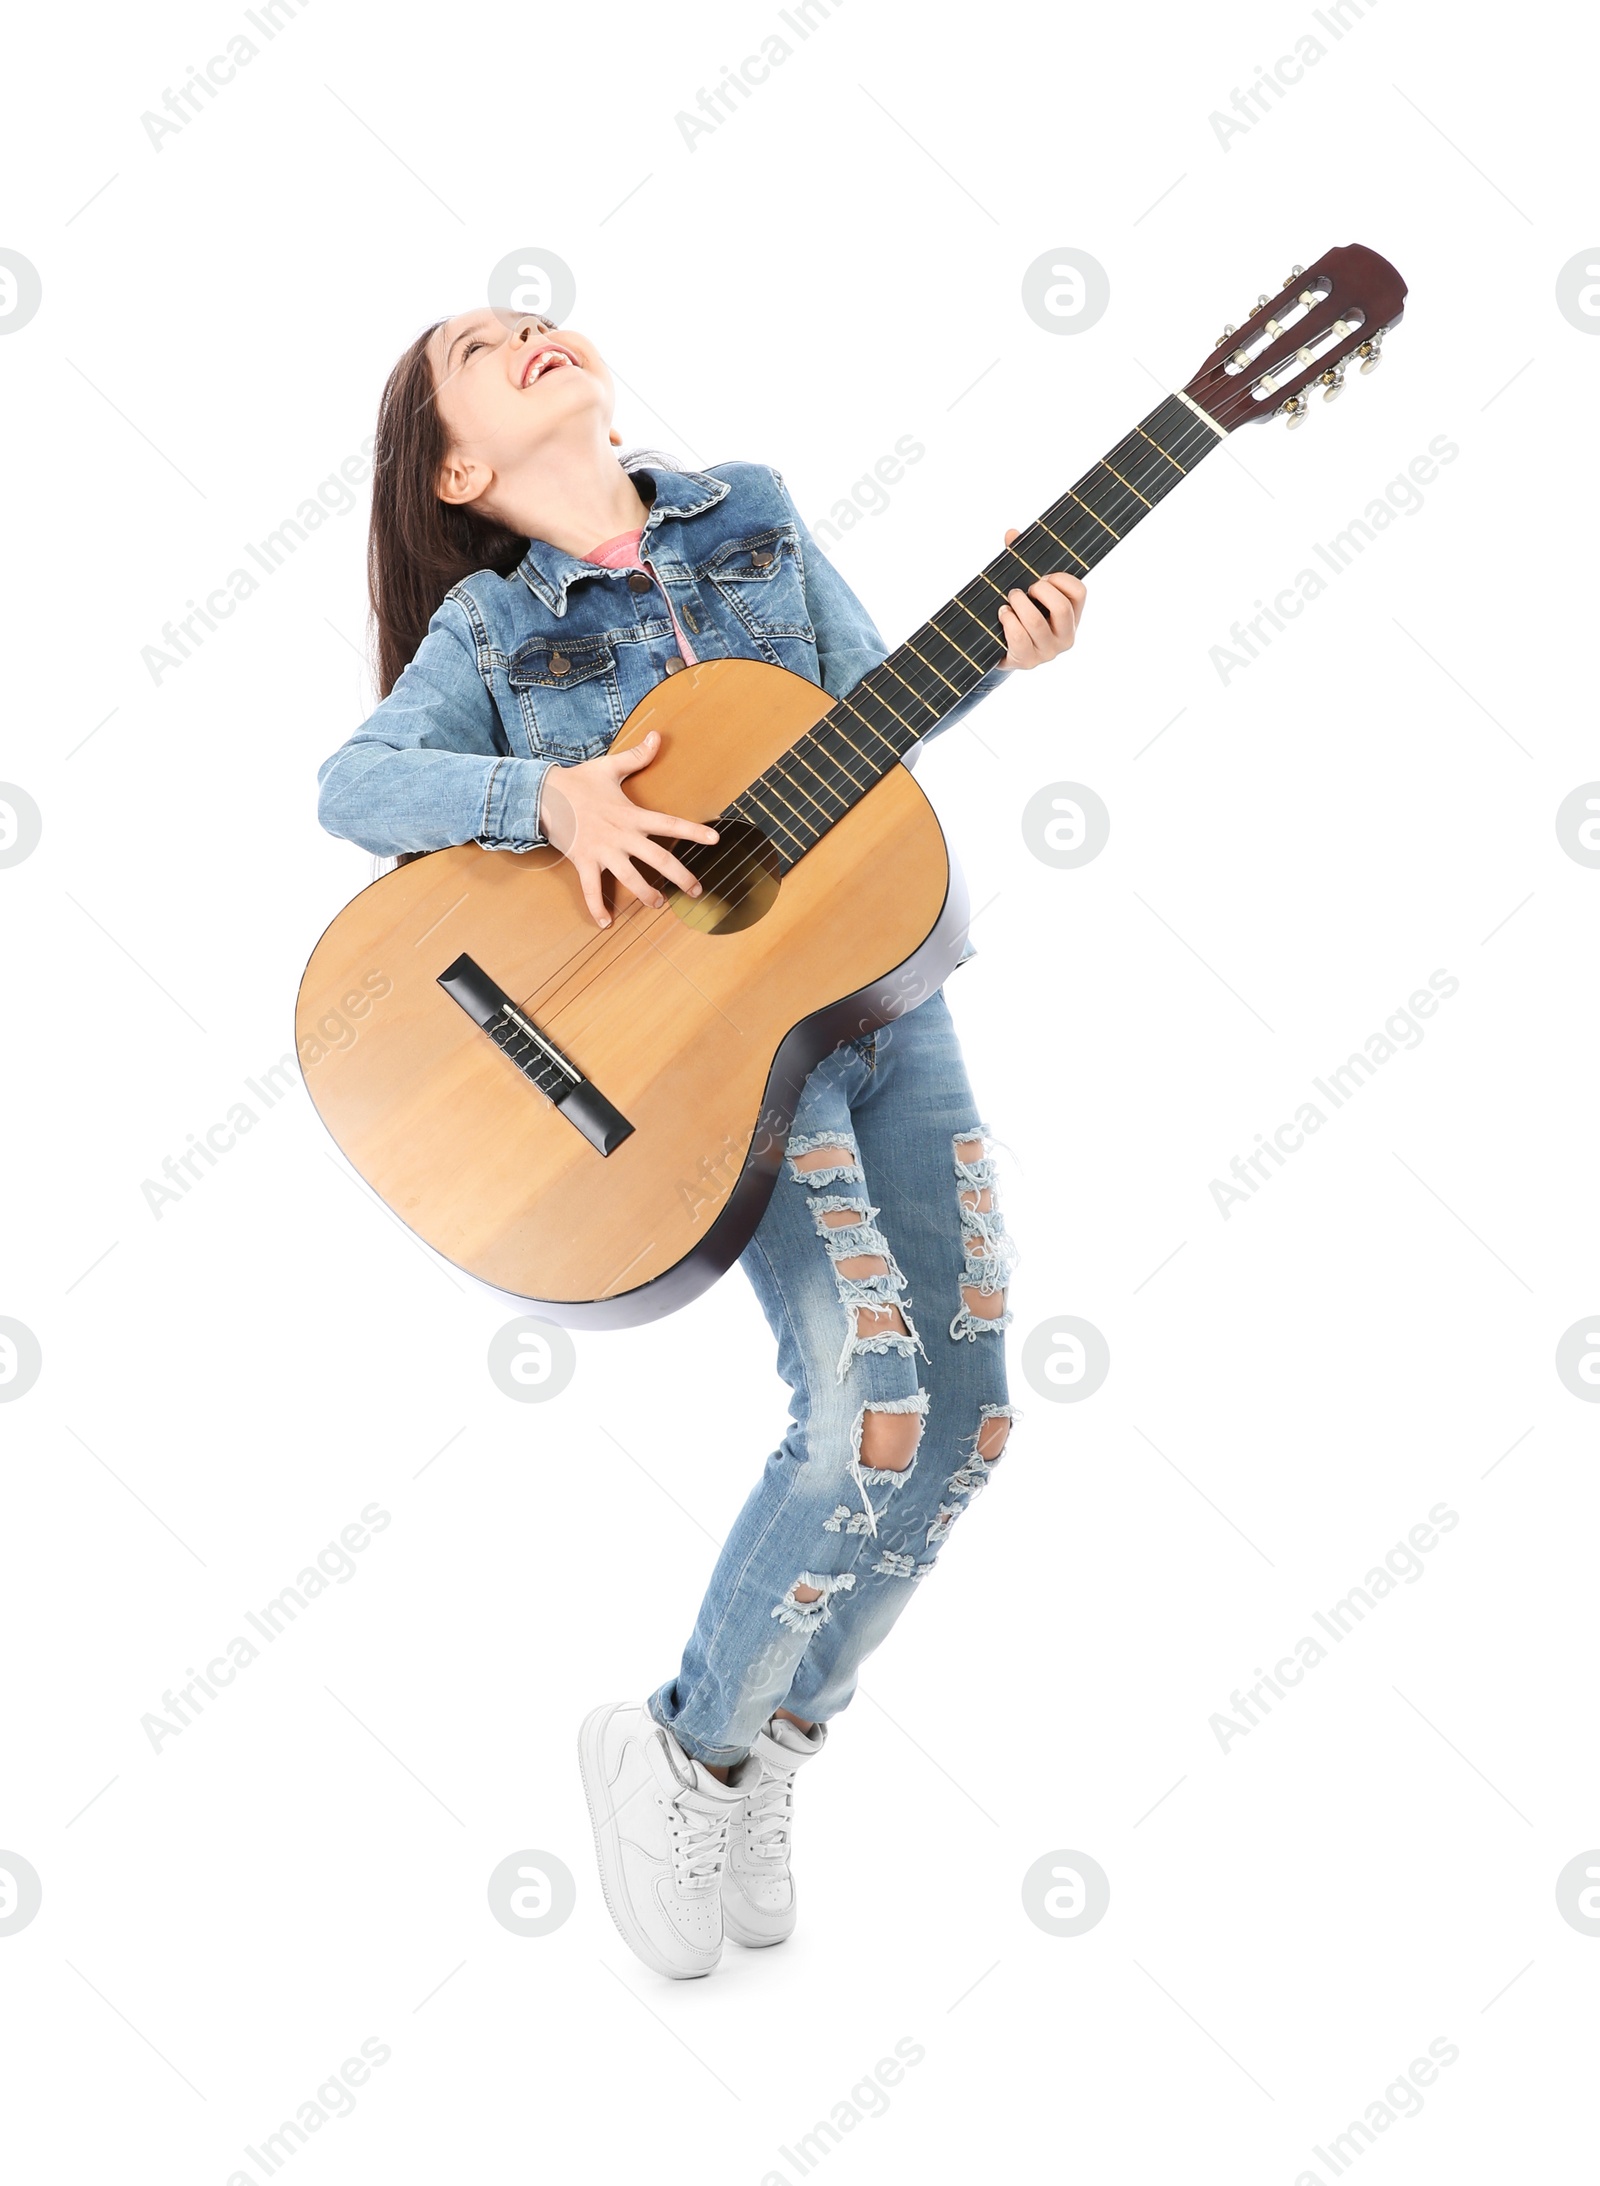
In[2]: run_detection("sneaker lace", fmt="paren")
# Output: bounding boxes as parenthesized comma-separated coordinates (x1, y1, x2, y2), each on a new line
(744, 1766, 797, 1861)
(666, 1795, 732, 1890)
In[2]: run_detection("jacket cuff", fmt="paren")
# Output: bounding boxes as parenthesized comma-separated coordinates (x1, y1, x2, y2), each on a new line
(479, 756, 554, 851)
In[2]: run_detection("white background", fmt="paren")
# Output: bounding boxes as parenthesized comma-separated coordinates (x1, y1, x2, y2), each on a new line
(2, 0, 1596, 2179)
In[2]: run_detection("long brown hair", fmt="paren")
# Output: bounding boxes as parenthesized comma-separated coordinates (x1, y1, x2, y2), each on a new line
(368, 322, 676, 701)
(367, 322, 527, 698)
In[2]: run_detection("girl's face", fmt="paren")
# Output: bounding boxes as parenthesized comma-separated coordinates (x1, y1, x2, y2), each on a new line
(429, 310, 616, 505)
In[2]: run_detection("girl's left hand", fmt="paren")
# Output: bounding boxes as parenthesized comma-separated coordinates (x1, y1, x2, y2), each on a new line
(996, 532, 1087, 668)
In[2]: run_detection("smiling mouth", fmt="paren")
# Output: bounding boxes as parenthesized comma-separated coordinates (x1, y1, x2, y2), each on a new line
(522, 345, 580, 387)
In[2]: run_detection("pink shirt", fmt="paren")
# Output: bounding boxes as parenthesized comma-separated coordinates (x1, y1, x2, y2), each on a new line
(582, 528, 698, 665)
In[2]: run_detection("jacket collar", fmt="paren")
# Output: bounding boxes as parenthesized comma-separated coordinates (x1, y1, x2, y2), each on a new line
(514, 463, 732, 615)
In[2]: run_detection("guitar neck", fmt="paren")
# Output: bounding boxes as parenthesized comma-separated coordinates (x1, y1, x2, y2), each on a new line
(726, 391, 1225, 870)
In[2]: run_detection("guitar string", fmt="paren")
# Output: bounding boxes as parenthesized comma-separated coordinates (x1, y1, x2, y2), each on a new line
(501, 317, 1367, 1046)
(504, 377, 1252, 1036)
(656, 448, 1203, 900)
(505, 438, 1203, 1037)
(561, 320, 1384, 1051)
(639, 399, 1219, 840)
(514, 401, 1225, 1037)
(521, 399, 1224, 1014)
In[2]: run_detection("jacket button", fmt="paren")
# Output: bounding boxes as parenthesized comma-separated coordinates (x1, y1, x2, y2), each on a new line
(750, 549, 773, 567)
(627, 571, 653, 593)
(663, 654, 684, 674)
(549, 652, 570, 676)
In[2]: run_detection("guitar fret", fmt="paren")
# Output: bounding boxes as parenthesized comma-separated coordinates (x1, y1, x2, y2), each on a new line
(855, 673, 922, 740)
(801, 720, 873, 796)
(769, 754, 842, 825)
(898, 635, 978, 707)
(984, 542, 1075, 613)
(811, 715, 882, 787)
(1117, 444, 1182, 498)
(1001, 540, 1048, 580)
(735, 784, 810, 861)
(874, 660, 939, 720)
(1008, 534, 1075, 597)
(877, 655, 946, 724)
(891, 668, 966, 730)
(840, 682, 910, 750)
(945, 593, 996, 638)
(1032, 519, 1091, 572)
(760, 763, 821, 825)
(1066, 488, 1120, 540)
(1121, 430, 1184, 486)
(835, 691, 907, 762)
(1136, 423, 1186, 473)
(1101, 460, 1152, 509)
(900, 636, 966, 697)
(953, 584, 1013, 651)
(1116, 443, 1174, 498)
(924, 615, 988, 675)
(1069, 506, 1124, 555)
(780, 738, 851, 807)
(1035, 497, 1113, 562)
(1141, 399, 1217, 473)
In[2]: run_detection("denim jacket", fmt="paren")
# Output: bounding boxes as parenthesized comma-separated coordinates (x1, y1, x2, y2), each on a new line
(316, 459, 1007, 857)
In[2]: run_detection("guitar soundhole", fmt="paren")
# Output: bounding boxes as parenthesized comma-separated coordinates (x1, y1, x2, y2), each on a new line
(667, 819, 781, 935)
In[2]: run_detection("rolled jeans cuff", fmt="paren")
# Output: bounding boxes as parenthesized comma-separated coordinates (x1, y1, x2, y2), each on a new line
(479, 754, 554, 851)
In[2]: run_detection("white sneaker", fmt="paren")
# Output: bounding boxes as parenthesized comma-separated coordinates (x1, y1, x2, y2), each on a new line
(578, 1701, 750, 1980)
(720, 1714, 827, 1948)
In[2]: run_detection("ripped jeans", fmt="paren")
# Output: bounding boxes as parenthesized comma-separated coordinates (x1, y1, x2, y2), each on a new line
(648, 989, 1017, 1766)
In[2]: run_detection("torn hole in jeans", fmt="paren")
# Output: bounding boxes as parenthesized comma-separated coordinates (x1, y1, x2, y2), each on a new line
(771, 1570, 856, 1636)
(870, 1548, 938, 1582)
(804, 1194, 927, 1380)
(950, 1126, 1019, 1342)
(845, 1390, 928, 1537)
(947, 1403, 1018, 1497)
(786, 1132, 865, 1191)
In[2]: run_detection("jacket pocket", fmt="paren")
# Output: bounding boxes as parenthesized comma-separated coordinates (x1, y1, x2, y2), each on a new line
(506, 635, 622, 759)
(704, 527, 814, 647)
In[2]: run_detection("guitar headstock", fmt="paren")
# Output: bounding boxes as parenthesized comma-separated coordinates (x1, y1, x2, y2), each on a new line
(1182, 243, 1408, 431)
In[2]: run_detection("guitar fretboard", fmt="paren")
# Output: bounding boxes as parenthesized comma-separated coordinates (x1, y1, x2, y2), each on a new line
(707, 392, 1222, 873)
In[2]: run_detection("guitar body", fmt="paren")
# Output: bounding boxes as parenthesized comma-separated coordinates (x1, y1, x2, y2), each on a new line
(296, 658, 967, 1326)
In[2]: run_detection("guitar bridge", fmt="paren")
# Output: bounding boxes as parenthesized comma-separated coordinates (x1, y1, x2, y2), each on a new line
(437, 954, 634, 1156)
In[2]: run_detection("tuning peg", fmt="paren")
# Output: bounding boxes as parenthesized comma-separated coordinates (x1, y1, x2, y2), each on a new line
(1283, 393, 1310, 428)
(1213, 322, 1237, 348)
(1357, 330, 1385, 374)
(1320, 365, 1346, 402)
(1257, 293, 1271, 308)
(1281, 263, 1304, 288)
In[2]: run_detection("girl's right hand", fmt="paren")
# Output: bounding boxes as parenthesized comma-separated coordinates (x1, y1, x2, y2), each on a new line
(537, 729, 719, 928)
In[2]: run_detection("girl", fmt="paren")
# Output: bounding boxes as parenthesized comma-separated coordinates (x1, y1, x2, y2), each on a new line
(317, 306, 1086, 1980)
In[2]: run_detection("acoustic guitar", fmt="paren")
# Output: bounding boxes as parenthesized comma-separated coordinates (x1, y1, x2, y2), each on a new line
(296, 242, 1407, 1326)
